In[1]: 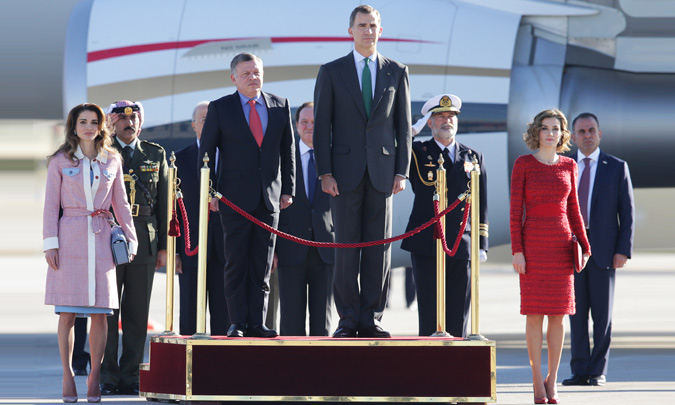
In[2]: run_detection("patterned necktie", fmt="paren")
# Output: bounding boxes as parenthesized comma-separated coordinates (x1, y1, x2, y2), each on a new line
(123, 145, 133, 163)
(307, 149, 316, 204)
(362, 57, 372, 119)
(248, 99, 264, 147)
(578, 157, 591, 227)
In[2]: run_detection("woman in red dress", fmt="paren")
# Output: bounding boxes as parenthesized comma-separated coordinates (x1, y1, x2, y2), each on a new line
(510, 109, 591, 404)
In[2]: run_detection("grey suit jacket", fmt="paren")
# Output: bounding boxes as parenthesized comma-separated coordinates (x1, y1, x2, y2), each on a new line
(313, 52, 412, 193)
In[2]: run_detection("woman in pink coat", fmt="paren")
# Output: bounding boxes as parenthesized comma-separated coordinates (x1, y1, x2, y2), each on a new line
(43, 104, 138, 403)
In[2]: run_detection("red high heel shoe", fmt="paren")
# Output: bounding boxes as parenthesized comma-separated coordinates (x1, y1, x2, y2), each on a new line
(545, 377, 560, 403)
(534, 397, 548, 404)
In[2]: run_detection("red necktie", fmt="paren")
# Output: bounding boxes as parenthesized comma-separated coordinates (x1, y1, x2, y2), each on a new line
(248, 99, 263, 147)
(578, 157, 591, 227)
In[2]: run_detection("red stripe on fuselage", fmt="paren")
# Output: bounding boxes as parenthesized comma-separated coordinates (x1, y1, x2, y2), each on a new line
(87, 37, 433, 62)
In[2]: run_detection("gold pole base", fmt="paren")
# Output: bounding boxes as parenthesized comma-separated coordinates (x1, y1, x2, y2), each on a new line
(160, 330, 178, 336)
(431, 331, 453, 338)
(190, 332, 212, 340)
(468, 333, 488, 341)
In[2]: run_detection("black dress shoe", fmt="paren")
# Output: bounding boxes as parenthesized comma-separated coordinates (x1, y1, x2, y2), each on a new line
(118, 383, 140, 395)
(245, 324, 278, 338)
(590, 375, 606, 386)
(72, 352, 90, 376)
(562, 374, 590, 386)
(358, 325, 391, 338)
(73, 366, 88, 376)
(332, 327, 357, 338)
(99, 383, 118, 396)
(227, 323, 246, 338)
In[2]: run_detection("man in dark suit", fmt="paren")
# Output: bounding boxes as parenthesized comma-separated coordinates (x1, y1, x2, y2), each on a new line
(174, 101, 229, 336)
(563, 113, 635, 387)
(199, 53, 295, 338)
(276, 102, 335, 336)
(313, 4, 412, 339)
(401, 94, 488, 338)
(101, 100, 168, 396)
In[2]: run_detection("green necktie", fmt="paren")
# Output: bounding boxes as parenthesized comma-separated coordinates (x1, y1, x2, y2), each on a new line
(362, 57, 372, 119)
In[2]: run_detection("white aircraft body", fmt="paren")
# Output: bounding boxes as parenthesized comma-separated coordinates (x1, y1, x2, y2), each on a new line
(3, 0, 674, 265)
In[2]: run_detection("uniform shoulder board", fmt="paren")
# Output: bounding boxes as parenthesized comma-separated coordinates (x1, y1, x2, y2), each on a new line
(140, 140, 165, 150)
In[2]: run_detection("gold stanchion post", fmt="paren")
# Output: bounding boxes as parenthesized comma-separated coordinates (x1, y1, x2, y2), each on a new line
(161, 152, 178, 335)
(191, 153, 212, 340)
(468, 156, 487, 340)
(432, 154, 452, 337)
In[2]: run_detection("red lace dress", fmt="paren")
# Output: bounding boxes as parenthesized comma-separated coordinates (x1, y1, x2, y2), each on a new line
(510, 154, 591, 315)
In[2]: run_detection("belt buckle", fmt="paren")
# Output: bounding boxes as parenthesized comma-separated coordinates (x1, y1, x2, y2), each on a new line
(131, 204, 140, 217)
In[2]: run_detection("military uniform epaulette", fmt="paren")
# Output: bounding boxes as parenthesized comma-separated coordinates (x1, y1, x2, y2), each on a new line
(139, 140, 165, 150)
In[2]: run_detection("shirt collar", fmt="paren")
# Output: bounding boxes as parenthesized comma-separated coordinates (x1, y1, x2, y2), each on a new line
(353, 49, 377, 65)
(578, 147, 600, 163)
(75, 144, 108, 163)
(116, 136, 138, 151)
(434, 139, 456, 154)
(239, 91, 263, 106)
(299, 139, 312, 155)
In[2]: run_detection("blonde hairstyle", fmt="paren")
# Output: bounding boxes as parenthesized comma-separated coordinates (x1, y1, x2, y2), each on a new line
(49, 103, 117, 165)
(523, 109, 572, 153)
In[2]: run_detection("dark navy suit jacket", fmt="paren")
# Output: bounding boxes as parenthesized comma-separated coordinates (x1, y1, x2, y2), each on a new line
(276, 146, 335, 265)
(573, 150, 634, 269)
(401, 139, 488, 260)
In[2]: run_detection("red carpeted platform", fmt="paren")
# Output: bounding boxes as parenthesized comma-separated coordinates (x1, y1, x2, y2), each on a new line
(140, 335, 496, 403)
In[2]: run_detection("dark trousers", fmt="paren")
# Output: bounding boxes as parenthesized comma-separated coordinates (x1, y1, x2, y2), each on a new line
(72, 317, 89, 370)
(278, 246, 334, 336)
(569, 257, 616, 376)
(331, 172, 392, 330)
(178, 253, 229, 335)
(411, 253, 471, 338)
(101, 262, 155, 388)
(405, 266, 416, 308)
(220, 200, 278, 326)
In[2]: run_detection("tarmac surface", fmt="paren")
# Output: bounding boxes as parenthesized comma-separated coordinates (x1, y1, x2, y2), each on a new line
(1, 250, 674, 404)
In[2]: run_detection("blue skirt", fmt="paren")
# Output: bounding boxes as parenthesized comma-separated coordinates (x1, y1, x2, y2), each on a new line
(55, 306, 114, 318)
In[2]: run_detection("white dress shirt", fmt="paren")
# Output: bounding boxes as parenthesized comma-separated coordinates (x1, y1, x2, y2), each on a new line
(353, 50, 377, 96)
(434, 139, 457, 164)
(299, 139, 314, 197)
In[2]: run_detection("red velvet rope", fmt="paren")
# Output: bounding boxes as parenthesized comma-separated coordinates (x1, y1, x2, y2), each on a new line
(177, 197, 199, 257)
(434, 199, 472, 257)
(213, 193, 466, 249)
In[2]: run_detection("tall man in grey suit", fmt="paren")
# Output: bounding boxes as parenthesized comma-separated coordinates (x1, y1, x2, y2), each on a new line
(563, 113, 635, 387)
(276, 102, 335, 336)
(199, 53, 295, 339)
(314, 5, 412, 338)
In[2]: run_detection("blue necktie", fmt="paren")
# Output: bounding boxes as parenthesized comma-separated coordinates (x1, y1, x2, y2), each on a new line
(307, 149, 316, 204)
(362, 57, 372, 119)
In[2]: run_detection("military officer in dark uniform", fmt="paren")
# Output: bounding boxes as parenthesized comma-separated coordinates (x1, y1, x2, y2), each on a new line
(401, 94, 488, 338)
(100, 100, 168, 396)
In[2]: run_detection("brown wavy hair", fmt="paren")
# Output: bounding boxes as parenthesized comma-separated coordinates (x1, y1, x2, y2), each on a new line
(523, 109, 572, 153)
(48, 103, 117, 165)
